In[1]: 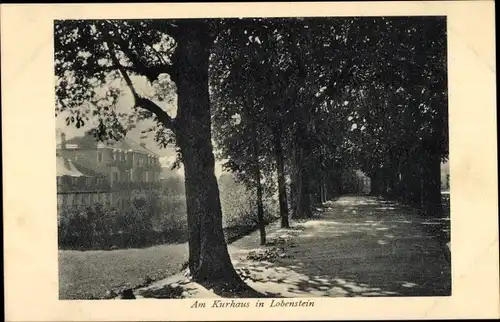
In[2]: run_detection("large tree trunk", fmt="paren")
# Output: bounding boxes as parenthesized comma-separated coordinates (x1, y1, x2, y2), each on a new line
(401, 151, 424, 209)
(292, 134, 312, 219)
(173, 24, 242, 287)
(272, 125, 290, 228)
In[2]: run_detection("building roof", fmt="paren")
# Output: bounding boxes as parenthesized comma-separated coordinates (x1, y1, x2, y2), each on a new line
(56, 155, 106, 178)
(56, 156, 85, 177)
(109, 138, 159, 156)
(63, 132, 159, 156)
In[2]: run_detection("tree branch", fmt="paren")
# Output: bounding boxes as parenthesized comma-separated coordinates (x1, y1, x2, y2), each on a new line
(106, 20, 175, 83)
(101, 28, 177, 132)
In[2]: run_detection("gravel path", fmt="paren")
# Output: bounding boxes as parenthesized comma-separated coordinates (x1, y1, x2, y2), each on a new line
(137, 195, 451, 298)
(229, 195, 451, 297)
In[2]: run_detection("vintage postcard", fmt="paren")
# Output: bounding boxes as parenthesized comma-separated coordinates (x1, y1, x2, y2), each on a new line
(2, 1, 498, 321)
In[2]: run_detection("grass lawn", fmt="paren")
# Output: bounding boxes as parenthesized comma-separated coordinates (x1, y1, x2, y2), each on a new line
(59, 243, 188, 299)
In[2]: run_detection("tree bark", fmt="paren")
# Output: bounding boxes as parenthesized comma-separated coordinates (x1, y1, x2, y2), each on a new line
(272, 125, 290, 228)
(173, 24, 242, 286)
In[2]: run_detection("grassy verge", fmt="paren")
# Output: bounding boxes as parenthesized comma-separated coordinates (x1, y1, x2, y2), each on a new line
(59, 243, 189, 300)
(59, 219, 277, 300)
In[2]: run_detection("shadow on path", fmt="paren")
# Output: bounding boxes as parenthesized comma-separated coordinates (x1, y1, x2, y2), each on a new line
(228, 196, 451, 297)
(135, 196, 450, 298)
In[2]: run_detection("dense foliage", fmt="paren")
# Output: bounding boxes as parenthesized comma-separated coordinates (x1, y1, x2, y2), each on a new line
(210, 17, 447, 221)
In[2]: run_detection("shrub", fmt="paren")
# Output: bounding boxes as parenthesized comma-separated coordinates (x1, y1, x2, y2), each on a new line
(58, 173, 278, 250)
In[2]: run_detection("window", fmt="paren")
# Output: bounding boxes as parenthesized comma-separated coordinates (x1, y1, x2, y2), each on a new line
(113, 152, 117, 161)
(145, 171, 149, 183)
(130, 169, 134, 182)
(97, 151, 103, 163)
(57, 177, 62, 185)
(113, 172, 119, 183)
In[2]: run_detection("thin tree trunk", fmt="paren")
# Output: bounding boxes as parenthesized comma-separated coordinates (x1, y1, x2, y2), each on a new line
(422, 141, 443, 218)
(320, 177, 326, 203)
(400, 162, 413, 204)
(287, 28, 312, 219)
(370, 170, 381, 196)
(289, 174, 297, 215)
(251, 122, 266, 245)
(174, 25, 243, 287)
(272, 125, 290, 228)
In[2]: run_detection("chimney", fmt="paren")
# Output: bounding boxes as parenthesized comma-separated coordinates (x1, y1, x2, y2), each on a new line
(61, 132, 66, 150)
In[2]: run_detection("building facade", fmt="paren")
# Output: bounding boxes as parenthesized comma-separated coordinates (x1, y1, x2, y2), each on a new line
(56, 132, 162, 212)
(56, 154, 112, 211)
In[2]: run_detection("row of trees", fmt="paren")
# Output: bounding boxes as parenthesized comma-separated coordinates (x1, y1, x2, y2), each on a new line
(55, 17, 448, 293)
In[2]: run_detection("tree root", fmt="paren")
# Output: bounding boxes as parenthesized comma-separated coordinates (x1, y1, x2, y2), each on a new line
(199, 278, 268, 298)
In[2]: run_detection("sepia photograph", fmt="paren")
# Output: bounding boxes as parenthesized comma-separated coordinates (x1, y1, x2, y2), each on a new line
(55, 16, 451, 300)
(2, 2, 498, 321)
